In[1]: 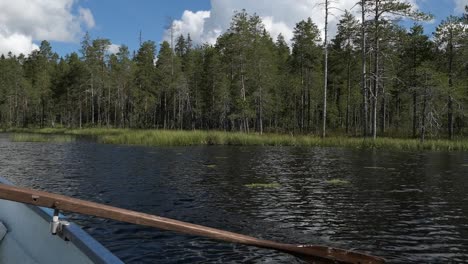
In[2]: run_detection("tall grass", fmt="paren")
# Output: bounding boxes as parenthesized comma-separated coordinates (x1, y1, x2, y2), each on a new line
(93, 132, 468, 151)
(11, 133, 75, 143)
(5, 128, 468, 151)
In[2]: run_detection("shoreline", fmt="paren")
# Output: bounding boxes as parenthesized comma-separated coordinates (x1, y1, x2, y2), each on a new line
(3, 128, 468, 151)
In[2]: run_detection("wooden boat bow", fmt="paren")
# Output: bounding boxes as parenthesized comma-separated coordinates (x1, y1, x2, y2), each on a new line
(0, 183, 385, 263)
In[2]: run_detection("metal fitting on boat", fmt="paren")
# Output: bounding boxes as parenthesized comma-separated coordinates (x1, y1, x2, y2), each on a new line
(50, 209, 70, 239)
(0, 222, 7, 242)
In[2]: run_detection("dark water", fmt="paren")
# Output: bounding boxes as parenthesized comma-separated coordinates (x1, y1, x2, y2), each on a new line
(1, 134, 467, 263)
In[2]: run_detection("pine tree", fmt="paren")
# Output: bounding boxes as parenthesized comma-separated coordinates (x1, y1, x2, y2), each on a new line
(109, 45, 134, 128)
(400, 24, 433, 137)
(291, 18, 322, 132)
(274, 34, 292, 132)
(24, 40, 56, 127)
(364, 0, 431, 139)
(434, 16, 467, 139)
(331, 11, 359, 134)
(135, 41, 157, 127)
(200, 45, 229, 129)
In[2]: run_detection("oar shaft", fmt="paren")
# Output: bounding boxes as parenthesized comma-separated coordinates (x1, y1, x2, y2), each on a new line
(0, 183, 266, 244)
(0, 183, 384, 264)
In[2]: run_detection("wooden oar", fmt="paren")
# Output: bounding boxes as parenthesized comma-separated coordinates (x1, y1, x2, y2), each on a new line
(0, 183, 385, 263)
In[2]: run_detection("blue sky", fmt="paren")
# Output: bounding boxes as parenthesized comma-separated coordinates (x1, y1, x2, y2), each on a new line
(53, 0, 211, 55)
(0, 0, 465, 57)
(412, 0, 466, 31)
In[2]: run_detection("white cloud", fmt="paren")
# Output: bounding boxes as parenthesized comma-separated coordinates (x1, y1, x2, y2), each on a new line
(0, 33, 39, 56)
(425, 18, 437, 24)
(262, 16, 294, 44)
(454, 0, 466, 14)
(79, 7, 95, 29)
(107, 44, 120, 54)
(0, 0, 95, 56)
(166, 0, 430, 47)
(164, 10, 211, 45)
(165, 0, 359, 46)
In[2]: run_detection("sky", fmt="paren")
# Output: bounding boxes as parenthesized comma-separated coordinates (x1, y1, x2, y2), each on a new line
(0, 0, 466, 57)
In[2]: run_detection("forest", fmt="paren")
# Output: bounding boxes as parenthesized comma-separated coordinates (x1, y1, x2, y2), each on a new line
(0, 1, 467, 141)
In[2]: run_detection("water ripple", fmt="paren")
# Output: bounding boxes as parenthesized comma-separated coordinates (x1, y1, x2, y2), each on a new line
(0, 135, 467, 263)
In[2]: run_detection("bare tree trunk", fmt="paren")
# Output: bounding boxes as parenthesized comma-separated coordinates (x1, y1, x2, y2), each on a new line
(107, 84, 111, 127)
(412, 92, 417, 137)
(372, 0, 379, 140)
(294, 95, 297, 134)
(164, 92, 167, 129)
(448, 34, 454, 140)
(346, 56, 351, 134)
(322, 0, 329, 138)
(448, 95, 454, 139)
(258, 58, 264, 135)
(66, 86, 70, 127)
(121, 88, 125, 128)
(380, 73, 386, 134)
(302, 88, 306, 132)
(91, 77, 95, 125)
(79, 94, 82, 129)
(307, 72, 311, 131)
(8, 96, 12, 127)
(420, 86, 427, 142)
(240, 62, 247, 133)
(259, 88, 263, 135)
(178, 90, 182, 129)
(41, 97, 45, 128)
(360, 0, 369, 137)
(97, 91, 102, 126)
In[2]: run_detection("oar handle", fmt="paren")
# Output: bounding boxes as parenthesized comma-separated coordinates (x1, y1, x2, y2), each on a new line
(0, 183, 385, 263)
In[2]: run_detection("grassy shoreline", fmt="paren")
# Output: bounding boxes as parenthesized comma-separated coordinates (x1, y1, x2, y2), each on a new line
(10, 133, 75, 143)
(3, 127, 468, 151)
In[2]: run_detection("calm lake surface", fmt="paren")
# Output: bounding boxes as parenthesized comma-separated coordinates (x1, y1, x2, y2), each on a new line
(1, 134, 467, 263)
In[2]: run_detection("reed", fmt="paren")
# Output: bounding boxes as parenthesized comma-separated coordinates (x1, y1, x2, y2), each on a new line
(6, 128, 468, 151)
(326, 179, 350, 185)
(10, 133, 75, 143)
(244, 183, 281, 188)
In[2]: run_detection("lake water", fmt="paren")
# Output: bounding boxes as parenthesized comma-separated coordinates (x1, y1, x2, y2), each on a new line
(1, 134, 467, 263)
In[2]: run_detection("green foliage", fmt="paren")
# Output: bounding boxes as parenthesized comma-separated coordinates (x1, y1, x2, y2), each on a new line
(11, 133, 75, 143)
(0, 7, 466, 141)
(9, 128, 468, 151)
(244, 183, 280, 188)
(292, 18, 321, 68)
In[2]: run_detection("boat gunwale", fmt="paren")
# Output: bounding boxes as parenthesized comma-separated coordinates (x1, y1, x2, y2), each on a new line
(0, 177, 123, 264)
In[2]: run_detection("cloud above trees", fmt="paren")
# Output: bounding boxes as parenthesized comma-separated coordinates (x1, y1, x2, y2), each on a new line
(0, 0, 94, 55)
(165, 0, 356, 46)
(165, 0, 455, 46)
(453, 0, 467, 14)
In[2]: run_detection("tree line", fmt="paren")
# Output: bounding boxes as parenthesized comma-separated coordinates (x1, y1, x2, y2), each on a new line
(0, 1, 467, 140)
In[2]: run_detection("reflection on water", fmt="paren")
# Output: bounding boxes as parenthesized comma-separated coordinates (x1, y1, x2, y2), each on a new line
(0, 134, 467, 263)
